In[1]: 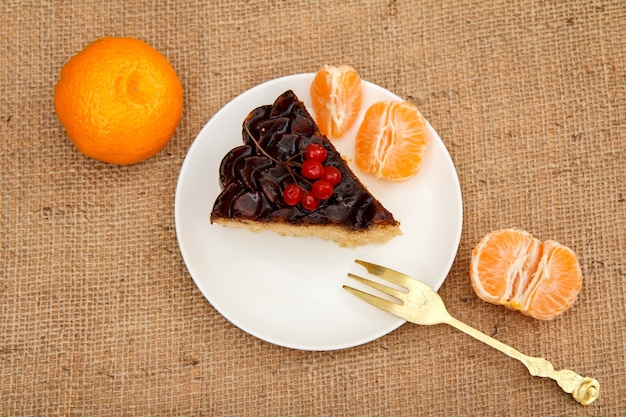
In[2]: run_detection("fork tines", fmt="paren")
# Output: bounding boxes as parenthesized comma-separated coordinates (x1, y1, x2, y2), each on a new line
(345, 272, 406, 302)
(343, 260, 411, 316)
(342, 281, 406, 317)
(354, 259, 414, 288)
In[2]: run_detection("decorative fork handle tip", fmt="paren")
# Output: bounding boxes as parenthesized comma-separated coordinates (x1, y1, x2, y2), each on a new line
(571, 376, 600, 406)
(522, 356, 599, 406)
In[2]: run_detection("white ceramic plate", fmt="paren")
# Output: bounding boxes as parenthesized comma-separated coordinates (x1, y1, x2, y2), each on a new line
(175, 73, 462, 351)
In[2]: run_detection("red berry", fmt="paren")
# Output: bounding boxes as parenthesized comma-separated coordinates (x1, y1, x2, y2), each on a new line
(301, 191, 320, 211)
(304, 144, 327, 162)
(282, 183, 303, 206)
(301, 159, 324, 179)
(311, 180, 334, 200)
(321, 166, 342, 186)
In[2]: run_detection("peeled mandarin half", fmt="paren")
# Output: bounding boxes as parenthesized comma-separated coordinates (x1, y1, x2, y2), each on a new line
(310, 64, 363, 139)
(354, 100, 429, 182)
(470, 229, 583, 320)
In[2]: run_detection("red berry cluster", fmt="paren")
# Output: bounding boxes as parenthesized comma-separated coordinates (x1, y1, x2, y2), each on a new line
(282, 144, 342, 210)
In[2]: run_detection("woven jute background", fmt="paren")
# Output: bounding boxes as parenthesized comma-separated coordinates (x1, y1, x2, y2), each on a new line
(2, 1, 625, 415)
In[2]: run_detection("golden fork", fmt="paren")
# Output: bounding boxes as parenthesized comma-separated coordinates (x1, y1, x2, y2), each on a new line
(344, 260, 600, 406)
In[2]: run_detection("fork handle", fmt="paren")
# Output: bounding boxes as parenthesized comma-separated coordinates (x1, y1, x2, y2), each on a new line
(446, 316, 599, 406)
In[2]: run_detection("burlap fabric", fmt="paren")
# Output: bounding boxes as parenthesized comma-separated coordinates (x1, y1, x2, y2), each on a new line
(2, 1, 624, 415)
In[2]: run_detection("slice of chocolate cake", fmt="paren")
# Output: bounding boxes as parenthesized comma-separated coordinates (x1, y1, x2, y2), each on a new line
(210, 90, 401, 247)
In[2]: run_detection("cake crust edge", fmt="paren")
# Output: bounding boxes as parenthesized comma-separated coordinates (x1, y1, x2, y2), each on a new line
(211, 216, 402, 248)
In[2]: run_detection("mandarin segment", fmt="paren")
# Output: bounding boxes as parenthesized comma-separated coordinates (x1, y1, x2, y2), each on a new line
(470, 229, 582, 320)
(310, 64, 363, 139)
(354, 100, 429, 181)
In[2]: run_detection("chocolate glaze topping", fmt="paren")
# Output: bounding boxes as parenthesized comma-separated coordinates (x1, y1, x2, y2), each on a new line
(210, 90, 398, 229)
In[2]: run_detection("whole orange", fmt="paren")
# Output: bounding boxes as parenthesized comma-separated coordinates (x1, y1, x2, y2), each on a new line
(54, 37, 183, 165)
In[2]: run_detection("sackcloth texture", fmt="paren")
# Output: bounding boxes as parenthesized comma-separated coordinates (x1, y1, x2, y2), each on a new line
(1, 1, 625, 415)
